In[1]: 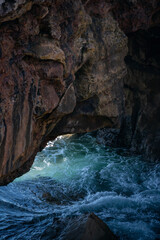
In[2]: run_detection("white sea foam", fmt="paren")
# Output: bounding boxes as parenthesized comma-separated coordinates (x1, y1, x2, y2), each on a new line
(0, 133, 160, 240)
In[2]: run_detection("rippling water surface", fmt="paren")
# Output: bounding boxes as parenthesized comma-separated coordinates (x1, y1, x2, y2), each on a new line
(0, 133, 160, 240)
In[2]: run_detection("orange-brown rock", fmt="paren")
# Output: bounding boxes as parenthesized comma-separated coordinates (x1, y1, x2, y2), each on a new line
(0, 0, 160, 185)
(0, 0, 128, 185)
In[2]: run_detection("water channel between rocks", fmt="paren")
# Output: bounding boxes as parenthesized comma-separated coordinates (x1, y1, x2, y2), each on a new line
(0, 133, 160, 240)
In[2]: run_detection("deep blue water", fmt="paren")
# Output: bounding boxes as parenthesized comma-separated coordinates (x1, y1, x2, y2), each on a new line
(0, 133, 160, 240)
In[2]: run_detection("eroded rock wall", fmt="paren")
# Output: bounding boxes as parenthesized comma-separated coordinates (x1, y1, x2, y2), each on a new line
(0, 0, 159, 185)
(0, 0, 127, 184)
(92, 0, 160, 161)
(120, 28, 160, 160)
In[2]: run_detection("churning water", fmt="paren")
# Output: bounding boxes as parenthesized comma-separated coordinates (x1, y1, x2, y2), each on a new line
(0, 133, 160, 240)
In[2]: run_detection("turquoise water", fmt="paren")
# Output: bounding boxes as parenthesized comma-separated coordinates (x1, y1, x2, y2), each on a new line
(0, 133, 160, 239)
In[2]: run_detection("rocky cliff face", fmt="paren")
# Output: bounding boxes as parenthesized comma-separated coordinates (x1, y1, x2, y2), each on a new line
(0, 0, 159, 185)
(119, 27, 160, 160)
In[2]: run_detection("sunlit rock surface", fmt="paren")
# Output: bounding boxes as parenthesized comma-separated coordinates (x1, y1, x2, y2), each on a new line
(0, 0, 160, 184)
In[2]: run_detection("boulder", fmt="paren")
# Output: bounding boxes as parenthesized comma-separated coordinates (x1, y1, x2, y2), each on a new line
(62, 213, 118, 240)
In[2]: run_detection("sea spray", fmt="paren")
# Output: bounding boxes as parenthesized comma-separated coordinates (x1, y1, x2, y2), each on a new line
(0, 133, 160, 239)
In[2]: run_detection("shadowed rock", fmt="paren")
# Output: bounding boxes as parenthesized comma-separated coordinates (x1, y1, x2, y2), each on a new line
(24, 37, 66, 65)
(62, 213, 118, 240)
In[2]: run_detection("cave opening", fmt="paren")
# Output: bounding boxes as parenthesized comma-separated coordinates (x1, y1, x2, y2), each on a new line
(0, 0, 160, 239)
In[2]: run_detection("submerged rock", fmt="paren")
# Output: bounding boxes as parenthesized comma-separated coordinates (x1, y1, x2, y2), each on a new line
(42, 192, 61, 205)
(96, 128, 120, 147)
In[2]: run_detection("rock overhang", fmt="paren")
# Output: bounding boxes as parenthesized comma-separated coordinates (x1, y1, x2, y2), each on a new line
(0, 0, 159, 185)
